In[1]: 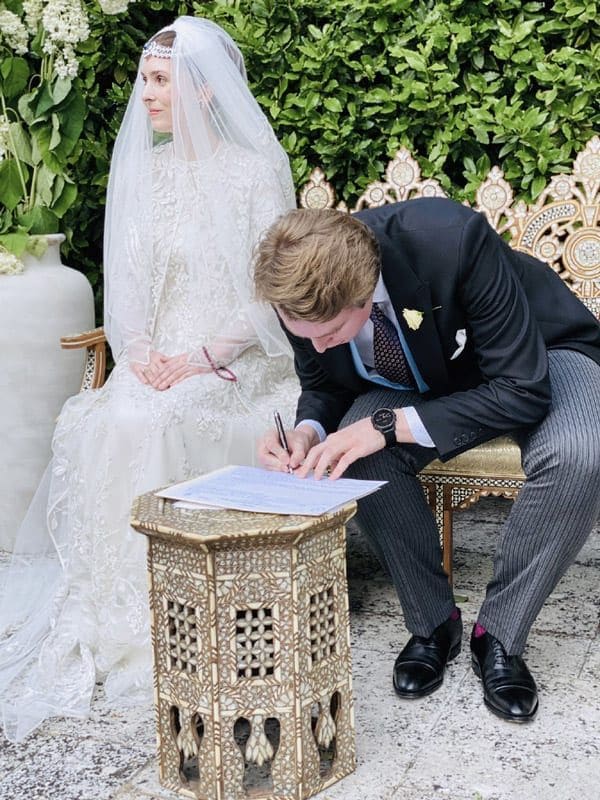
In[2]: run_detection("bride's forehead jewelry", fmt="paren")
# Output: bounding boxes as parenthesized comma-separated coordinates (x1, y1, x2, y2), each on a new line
(142, 41, 173, 59)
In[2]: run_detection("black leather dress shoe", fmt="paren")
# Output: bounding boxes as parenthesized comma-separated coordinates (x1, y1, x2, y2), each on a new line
(470, 630, 538, 722)
(393, 613, 462, 698)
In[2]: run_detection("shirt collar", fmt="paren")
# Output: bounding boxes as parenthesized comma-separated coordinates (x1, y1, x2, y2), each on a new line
(372, 274, 389, 305)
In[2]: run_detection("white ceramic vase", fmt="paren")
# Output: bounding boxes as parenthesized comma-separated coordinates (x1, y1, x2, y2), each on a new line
(0, 234, 95, 552)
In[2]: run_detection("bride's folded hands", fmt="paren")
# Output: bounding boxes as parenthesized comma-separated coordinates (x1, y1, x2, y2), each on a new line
(152, 352, 211, 390)
(130, 350, 169, 386)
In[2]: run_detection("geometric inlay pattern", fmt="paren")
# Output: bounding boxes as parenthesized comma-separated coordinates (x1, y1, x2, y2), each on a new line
(131, 491, 357, 799)
(166, 599, 200, 674)
(82, 350, 97, 390)
(519, 203, 577, 248)
(235, 607, 275, 679)
(309, 586, 336, 665)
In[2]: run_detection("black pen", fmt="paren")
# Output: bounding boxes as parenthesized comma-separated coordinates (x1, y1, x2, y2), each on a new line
(273, 410, 293, 474)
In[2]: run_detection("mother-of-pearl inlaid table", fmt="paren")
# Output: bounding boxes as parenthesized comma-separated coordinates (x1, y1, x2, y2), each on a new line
(130, 491, 357, 800)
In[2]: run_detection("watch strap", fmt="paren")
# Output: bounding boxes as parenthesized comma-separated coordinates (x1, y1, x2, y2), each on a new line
(380, 427, 396, 447)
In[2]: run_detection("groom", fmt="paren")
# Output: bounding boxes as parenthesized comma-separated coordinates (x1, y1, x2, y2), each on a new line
(253, 199, 600, 722)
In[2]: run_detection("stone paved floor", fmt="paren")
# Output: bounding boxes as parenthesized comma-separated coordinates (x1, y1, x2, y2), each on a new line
(1, 497, 598, 800)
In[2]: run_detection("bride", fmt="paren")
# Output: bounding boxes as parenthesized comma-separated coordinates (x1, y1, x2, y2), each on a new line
(0, 16, 299, 742)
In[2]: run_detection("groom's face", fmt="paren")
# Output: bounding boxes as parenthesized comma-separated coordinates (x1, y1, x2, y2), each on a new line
(279, 301, 373, 353)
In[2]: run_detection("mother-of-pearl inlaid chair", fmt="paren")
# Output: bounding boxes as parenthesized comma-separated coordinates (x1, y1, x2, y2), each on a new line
(63, 136, 600, 583)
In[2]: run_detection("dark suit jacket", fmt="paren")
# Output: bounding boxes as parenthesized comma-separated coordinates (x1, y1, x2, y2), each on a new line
(282, 198, 600, 460)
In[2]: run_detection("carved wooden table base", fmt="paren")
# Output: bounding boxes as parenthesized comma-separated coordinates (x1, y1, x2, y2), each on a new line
(131, 493, 357, 800)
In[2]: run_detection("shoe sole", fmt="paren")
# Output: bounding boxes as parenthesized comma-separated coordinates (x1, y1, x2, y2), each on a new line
(394, 641, 462, 699)
(471, 656, 539, 723)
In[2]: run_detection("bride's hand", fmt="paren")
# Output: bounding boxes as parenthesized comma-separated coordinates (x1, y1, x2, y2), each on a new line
(153, 353, 211, 390)
(130, 351, 169, 386)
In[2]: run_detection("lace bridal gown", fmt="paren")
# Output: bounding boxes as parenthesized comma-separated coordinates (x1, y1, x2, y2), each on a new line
(0, 142, 299, 742)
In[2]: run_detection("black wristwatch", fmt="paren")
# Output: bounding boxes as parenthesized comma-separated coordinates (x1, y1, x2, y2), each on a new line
(371, 407, 397, 447)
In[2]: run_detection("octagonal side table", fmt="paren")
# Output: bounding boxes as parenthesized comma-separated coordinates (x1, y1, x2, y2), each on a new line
(130, 492, 357, 800)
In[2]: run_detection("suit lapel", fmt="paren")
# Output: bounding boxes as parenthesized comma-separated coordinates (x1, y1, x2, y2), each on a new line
(378, 235, 449, 393)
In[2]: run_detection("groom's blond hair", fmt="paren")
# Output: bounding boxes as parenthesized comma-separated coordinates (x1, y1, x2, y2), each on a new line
(253, 208, 380, 321)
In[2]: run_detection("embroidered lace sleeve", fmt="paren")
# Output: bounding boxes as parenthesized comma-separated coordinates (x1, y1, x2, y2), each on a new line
(186, 152, 293, 368)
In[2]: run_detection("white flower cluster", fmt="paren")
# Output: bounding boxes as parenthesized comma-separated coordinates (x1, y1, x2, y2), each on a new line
(0, 248, 25, 276)
(42, 0, 90, 79)
(22, 0, 44, 33)
(98, 0, 134, 14)
(0, 9, 29, 55)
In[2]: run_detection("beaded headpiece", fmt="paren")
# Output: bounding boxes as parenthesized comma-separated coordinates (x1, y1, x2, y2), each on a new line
(142, 41, 173, 59)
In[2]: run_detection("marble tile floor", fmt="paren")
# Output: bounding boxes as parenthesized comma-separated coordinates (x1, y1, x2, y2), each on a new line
(0, 497, 598, 800)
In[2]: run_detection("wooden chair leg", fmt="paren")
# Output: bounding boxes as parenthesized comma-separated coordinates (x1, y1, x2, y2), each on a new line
(441, 486, 470, 602)
(441, 486, 454, 585)
(421, 478, 454, 584)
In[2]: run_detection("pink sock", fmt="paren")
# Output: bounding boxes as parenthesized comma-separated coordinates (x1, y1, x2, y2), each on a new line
(449, 607, 461, 621)
(473, 622, 487, 638)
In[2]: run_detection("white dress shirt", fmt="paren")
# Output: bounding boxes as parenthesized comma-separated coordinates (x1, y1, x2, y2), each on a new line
(298, 276, 435, 448)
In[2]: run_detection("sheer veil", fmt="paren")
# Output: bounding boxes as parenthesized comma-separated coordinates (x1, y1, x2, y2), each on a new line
(104, 16, 296, 364)
(0, 16, 296, 742)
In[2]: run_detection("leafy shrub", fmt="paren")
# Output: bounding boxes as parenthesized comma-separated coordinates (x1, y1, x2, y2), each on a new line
(64, 0, 599, 317)
(0, 0, 89, 257)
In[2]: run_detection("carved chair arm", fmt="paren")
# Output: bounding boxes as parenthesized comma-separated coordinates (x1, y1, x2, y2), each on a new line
(60, 326, 107, 390)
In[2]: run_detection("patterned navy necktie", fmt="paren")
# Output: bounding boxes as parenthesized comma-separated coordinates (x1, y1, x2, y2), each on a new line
(370, 302, 415, 387)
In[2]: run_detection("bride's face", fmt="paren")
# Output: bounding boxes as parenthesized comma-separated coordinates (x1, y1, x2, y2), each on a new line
(140, 56, 173, 133)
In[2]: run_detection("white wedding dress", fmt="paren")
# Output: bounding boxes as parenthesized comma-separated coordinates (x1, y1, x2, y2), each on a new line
(0, 143, 299, 742)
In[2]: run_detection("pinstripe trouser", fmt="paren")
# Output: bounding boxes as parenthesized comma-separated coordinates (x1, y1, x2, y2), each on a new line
(341, 350, 600, 655)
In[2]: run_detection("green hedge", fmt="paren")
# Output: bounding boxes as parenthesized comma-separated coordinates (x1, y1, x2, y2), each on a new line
(65, 0, 600, 317)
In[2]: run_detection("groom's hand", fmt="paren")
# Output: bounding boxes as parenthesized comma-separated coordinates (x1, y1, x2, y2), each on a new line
(295, 417, 386, 480)
(296, 410, 414, 480)
(258, 424, 318, 472)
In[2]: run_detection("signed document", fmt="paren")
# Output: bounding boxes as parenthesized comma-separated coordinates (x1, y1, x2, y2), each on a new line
(156, 465, 386, 516)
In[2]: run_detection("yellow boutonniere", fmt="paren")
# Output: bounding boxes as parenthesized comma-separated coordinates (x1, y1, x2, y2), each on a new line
(402, 308, 424, 331)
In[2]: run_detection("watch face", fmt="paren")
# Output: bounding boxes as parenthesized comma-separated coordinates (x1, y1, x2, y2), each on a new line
(373, 407, 395, 429)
